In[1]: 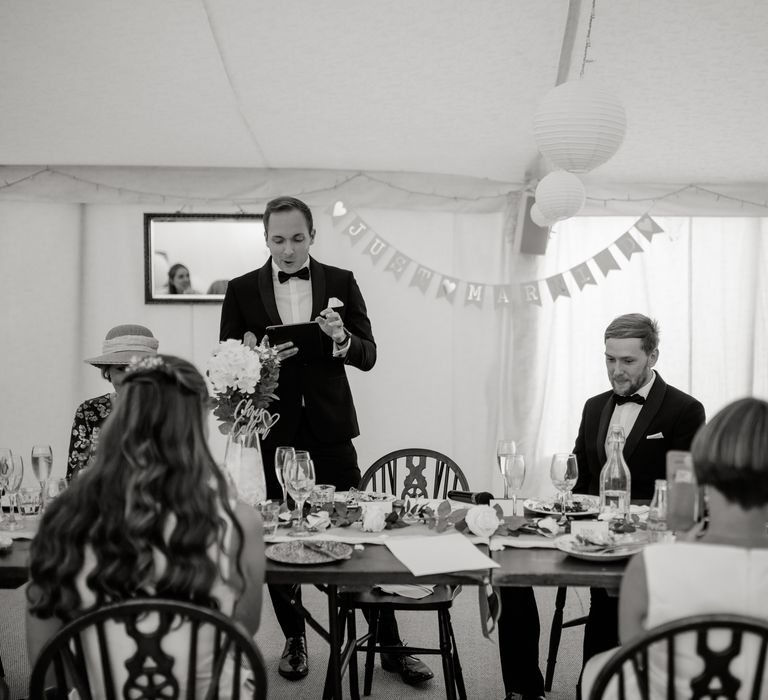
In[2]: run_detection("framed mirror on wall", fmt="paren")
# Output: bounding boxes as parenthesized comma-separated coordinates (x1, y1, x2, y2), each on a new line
(144, 213, 268, 303)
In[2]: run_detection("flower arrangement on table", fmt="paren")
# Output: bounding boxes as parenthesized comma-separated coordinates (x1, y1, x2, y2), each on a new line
(206, 339, 281, 505)
(206, 338, 281, 437)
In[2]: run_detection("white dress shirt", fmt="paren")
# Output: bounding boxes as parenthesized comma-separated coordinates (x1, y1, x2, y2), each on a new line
(605, 370, 656, 453)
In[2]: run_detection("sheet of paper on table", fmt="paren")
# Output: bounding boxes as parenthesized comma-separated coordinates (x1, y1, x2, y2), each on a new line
(386, 532, 499, 577)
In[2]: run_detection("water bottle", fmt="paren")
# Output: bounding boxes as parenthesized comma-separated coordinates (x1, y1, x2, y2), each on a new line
(599, 425, 631, 519)
(647, 479, 668, 542)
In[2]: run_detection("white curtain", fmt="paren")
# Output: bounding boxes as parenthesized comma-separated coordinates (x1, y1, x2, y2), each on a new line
(504, 216, 768, 499)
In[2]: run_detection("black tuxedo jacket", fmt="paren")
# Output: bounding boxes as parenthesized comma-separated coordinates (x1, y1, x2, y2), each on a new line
(219, 257, 376, 449)
(572, 373, 705, 500)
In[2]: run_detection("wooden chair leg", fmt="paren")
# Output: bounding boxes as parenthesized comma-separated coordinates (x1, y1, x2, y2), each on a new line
(438, 609, 458, 700)
(447, 610, 466, 700)
(363, 609, 380, 696)
(545, 586, 568, 692)
(346, 606, 361, 700)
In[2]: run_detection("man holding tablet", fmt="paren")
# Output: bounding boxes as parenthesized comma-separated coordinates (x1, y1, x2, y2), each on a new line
(220, 196, 433, 686)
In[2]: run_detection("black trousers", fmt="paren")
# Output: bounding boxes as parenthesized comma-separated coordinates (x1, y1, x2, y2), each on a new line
(497, 587, 545, 697)
(583, 588, 619, 662)
(263, 414, 401, 645)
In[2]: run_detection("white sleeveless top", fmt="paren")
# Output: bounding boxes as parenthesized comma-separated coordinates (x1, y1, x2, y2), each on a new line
(72, 512, 245, 699)
(583, 542, 768, 699)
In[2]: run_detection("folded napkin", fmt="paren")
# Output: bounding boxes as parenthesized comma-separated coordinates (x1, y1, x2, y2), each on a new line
(376, 584, 435, 599)
(488, 534, 557, 551)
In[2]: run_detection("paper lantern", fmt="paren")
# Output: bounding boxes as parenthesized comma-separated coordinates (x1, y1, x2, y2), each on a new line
(529, 203, 552, 228)
(534, 80, 627, 173)
(535, 171, 585, 222)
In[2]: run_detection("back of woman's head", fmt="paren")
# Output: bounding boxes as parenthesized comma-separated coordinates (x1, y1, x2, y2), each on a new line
(29, 355, 243, 619)
(691, 397, 768, 508)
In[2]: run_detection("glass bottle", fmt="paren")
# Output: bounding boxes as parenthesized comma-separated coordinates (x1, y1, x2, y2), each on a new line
(647, 479, 668, 542)
(599, 425, 631, 519)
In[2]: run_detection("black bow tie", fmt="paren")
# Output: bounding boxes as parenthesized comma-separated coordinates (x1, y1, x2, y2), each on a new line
(615, 393, 645, 406)
(278, 267, 310, 284)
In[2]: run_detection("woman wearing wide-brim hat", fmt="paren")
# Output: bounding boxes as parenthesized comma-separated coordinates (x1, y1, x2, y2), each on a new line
(66, 324, 158, 479)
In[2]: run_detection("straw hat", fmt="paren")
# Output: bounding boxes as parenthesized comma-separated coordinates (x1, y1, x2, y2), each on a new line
(85, 324, 159, 367)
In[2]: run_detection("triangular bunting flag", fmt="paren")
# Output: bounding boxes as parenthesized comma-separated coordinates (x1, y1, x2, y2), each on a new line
(340, 216, 369, 245)
(363, 236, 389, 264)
(494, 285, 512, 308)
(570, 262, 597, 290)
(464, 282, 484, 307)
(436, 275, 458, 303)
(409, 266, 433, 294)
(615, 231, 645, 261)
(384, 250, 412, 280)
(521, 282, 542, 307)
(594, 248, 621, 277)
(546, 273, 570, 301)
(634, 214, 664, 241)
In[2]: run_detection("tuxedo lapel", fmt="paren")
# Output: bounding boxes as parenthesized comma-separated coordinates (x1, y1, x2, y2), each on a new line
(596, 395, 614, 466)
(624, 373, 667, 461)
(257, 259, 282, 325)
(309, 257, 326, 320)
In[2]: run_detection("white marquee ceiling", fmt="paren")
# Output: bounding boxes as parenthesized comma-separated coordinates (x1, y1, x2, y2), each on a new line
(1, 0, 767, 195)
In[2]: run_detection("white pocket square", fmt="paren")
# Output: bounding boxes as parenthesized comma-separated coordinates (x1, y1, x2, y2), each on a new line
(647, 432, 664, 440)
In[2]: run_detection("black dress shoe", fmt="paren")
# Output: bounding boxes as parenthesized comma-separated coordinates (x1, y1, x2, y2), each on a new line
(278, 635, 309, 680)
(381, 651, 434, 685)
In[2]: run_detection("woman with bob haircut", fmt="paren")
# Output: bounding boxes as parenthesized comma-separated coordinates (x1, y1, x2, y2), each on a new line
(27, 354, 264, 696)
(582, 396, 768, 698)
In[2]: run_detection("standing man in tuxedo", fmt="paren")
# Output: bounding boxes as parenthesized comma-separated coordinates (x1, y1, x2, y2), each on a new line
(219, 196, 433, 686)
(572, 312, 705, 667)
(497, 313, 705, 700)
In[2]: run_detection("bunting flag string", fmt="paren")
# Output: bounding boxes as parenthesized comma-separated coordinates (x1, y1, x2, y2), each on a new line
(329, 201, 668, 309)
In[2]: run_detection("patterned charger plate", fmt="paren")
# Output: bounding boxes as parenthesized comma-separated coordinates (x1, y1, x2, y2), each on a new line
(265, 541, 353, 565)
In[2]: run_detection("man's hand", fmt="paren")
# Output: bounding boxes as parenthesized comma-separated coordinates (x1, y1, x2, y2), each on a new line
(316, 309, 347, 344)
(244, 332, 297, 360)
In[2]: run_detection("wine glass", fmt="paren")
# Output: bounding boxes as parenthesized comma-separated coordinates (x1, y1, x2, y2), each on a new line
(0, 454, 24, 531)
(284, 451, 315, 537)
(496, 439, 517, 499)
(0, 448, 12, 525)
(31, 444, 53, 511)
(550, 453, 579, 524)
(274, 446, 296, 505)
(503, 453, 526, 516)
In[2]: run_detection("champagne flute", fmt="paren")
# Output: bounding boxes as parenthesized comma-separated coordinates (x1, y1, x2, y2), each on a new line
(31, 444, 53, 511)
(274, 446, 295, 506)
(503, 453, 526, 516)
(284, 451, 315, 537)
(0, 448, 12, 525)
(550, 453, 579, 524)
(496, 439, 517, 499)
(0, 454, 24, 531)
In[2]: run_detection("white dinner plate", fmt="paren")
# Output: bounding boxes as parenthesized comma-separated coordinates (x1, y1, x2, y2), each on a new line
(554, 534, 645, 562)
(523, 495, 599, 518)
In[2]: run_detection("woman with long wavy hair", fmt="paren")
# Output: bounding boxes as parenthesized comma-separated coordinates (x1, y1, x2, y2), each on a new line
(26, 354, 264, 695)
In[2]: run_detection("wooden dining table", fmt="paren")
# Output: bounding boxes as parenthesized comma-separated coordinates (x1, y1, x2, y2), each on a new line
(0, 533, 628, 699)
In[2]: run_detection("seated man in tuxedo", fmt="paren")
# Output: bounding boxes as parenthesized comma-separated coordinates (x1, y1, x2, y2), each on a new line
(220, 196, 433, 686)
(497, 313, 705, 700)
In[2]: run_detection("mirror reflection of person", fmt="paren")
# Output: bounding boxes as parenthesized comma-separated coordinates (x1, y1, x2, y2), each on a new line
(165, 263, 200, 294)
(28, 355, 264, 696)
(66, 324, 158, 480)
(207, 279, 230, 295)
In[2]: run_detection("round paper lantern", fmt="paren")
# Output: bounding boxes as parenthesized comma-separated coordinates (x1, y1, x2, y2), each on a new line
(535, 171, 585, 222)
(529, 203, 552, 228)
(534, 80, 627, 173)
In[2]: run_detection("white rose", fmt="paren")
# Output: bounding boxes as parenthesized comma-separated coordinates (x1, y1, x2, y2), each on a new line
(361, 508, 388, 532)
(464, 504, 500, 538)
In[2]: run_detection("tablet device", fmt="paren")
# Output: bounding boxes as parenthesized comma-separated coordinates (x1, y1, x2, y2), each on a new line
(266, 322, 325, 361)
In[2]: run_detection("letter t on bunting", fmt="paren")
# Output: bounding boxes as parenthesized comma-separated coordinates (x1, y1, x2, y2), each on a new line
(409, 266, 433, 294)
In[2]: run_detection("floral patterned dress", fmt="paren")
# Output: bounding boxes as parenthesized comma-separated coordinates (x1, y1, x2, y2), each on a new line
(66, 394, 113, 479)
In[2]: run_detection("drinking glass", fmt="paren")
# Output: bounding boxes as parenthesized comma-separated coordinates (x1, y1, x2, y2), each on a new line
(0, 448, 12, 524)
(31, 444, 53, 511)
(502, 453, 526, 516)
(496, 439, 517, 499)
(0, 454, 24, 531)
(550, 453, 579, 524)
(274, 446, 295, 505)
(284, 451, 315, 537)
